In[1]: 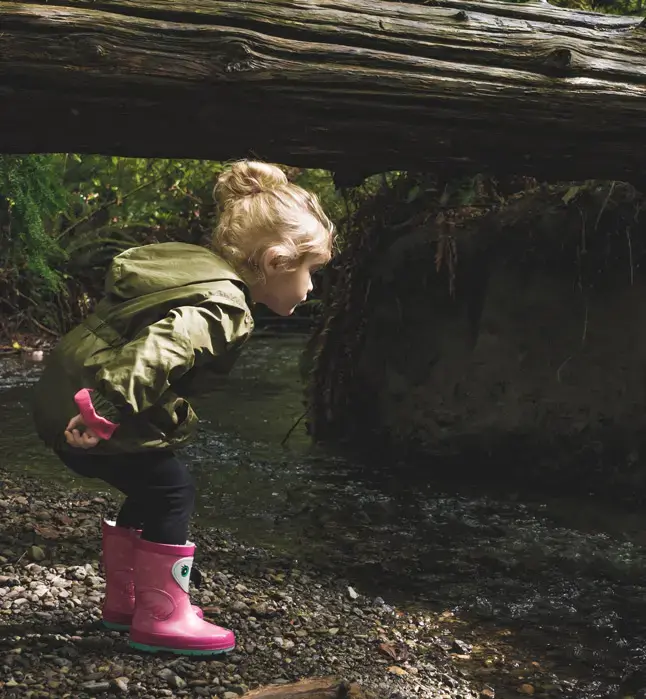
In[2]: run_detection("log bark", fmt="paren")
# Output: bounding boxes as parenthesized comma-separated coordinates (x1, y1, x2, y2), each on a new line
(1, 0, 646, 182)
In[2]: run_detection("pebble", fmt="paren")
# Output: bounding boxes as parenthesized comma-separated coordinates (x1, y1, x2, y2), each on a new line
(112, 677, 129, 692)
(452, 639, 473, 655)
(82, 680, 111, 691)
(159, 668, 187, 689)
(28, 546, 45, 562)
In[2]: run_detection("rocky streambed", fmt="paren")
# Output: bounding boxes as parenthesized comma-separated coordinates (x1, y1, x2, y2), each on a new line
(0, 472, 490, 699)
(2, 336, 646, 699)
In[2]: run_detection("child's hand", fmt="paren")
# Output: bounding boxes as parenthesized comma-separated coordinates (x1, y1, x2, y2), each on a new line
(64, 414, 101, 450)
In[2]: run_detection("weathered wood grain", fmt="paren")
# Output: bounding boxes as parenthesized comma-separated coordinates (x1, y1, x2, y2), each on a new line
(1, 0, 645, 181)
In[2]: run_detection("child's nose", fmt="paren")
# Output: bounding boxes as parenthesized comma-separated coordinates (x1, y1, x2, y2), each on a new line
(307, 277, 314, 293)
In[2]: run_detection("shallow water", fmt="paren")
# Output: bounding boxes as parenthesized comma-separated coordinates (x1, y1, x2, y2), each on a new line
(2, 336, 646, 697)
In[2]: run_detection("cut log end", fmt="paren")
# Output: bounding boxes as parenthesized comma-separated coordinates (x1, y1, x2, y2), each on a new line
(242, 679, 382, 699)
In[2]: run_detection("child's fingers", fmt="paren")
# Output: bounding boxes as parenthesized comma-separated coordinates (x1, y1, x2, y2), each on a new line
(64, 429, 95, 449)
(66, 414, 83, 432)
(82, 432, 99, 448)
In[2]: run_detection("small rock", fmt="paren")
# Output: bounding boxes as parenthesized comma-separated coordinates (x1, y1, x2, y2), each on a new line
(348, 586, 359, 600)
(518, 685, 535, 696)
(451, 639, 473, 655)
(28, 546, 45, 562)
(82, 681, 111, 691)
(112, 677, 129, 693)
(158, 668, 186, 689)
(231, 601, 249, 613)
(251, 602, 270, 617)
(223, 692, 239, 699)
(481, 688, 495, 699)
(387, 666, 408, 676)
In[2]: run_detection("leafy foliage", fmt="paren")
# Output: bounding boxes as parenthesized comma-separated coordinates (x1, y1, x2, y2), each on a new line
(0, 156, 349, 337)
(553, 0, 644, 14)
(0, 155, 68, 289)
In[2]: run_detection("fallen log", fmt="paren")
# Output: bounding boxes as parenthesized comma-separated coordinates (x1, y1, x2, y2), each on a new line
(1, 1, 646, 183)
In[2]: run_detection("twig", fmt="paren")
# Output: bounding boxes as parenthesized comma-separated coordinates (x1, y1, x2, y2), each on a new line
(29, 316, 60, 338)
(581, 301, 588, 344)
(626, 226, 634, 286)
(14, 290, 60, 337)
(595, 181, 615, 231)
(556, 355, 572, 383)
(281, 408, 310, 447)
(578, 206, 586, 253)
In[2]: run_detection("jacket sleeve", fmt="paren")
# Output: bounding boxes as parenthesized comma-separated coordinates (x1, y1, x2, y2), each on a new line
(73, 302, 252, 438)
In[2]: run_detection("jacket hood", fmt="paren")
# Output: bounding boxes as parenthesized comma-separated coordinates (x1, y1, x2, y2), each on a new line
(105, 243, 245, 300)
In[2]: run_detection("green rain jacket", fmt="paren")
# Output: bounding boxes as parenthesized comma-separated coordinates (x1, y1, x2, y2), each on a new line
(32, 242, 254, 454)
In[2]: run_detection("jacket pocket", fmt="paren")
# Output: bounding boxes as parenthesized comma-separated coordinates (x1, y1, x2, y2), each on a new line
(145, 391, 197, 440)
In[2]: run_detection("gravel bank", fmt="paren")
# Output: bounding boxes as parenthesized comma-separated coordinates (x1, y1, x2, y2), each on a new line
(0, 470, 485, 699)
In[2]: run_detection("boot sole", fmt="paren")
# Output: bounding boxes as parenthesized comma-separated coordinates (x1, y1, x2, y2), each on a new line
(129, 641, 235, 656)
(103, 620, 130, 632)
(102, 608, 204, 632)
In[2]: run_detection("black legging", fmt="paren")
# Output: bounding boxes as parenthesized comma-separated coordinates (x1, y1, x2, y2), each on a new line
(55, 449, 195, 545)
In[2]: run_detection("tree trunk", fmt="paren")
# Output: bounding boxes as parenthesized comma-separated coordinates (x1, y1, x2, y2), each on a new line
(0, 0, 645, 182)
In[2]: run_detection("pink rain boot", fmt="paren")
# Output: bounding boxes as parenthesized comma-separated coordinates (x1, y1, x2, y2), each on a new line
(101, 520, 136, 631)
(129, 538, 235, 655)
(101, 520, 203, 631)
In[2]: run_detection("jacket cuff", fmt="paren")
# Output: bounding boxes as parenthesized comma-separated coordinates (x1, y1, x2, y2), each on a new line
(73, 389, 120, 441)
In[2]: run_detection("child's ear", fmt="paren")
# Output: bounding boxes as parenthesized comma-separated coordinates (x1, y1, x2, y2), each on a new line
(261, 247, 288, 277)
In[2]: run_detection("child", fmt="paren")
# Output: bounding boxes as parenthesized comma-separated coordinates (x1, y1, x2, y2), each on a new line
(32, 160, 334, 656)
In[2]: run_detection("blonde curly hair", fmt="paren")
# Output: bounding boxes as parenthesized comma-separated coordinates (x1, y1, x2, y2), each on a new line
(212, 160, 334, 284)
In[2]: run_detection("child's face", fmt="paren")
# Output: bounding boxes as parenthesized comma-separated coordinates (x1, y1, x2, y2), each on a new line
(252, 252, 329, 317)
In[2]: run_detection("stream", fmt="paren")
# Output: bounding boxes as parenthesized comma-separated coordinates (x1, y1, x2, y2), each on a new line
(1, 334, 646, 698)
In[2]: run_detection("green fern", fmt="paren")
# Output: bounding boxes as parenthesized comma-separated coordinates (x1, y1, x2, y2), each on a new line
(0, 155, 68, 289)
